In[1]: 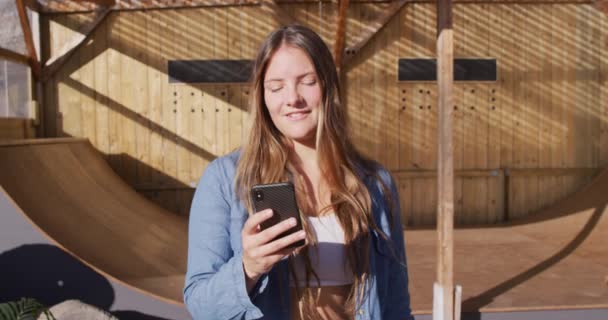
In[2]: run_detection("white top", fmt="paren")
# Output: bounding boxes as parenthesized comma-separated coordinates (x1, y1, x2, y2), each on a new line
(290, 214, 354, 287)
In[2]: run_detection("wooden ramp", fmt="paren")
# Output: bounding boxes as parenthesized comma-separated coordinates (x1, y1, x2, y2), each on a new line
(407, 168, 608, 315)
(0, 138, 187, 304)
(1, 138, 607, 318)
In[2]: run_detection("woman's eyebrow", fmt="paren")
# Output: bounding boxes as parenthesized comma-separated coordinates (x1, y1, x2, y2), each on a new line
(264, 71, 316, 83)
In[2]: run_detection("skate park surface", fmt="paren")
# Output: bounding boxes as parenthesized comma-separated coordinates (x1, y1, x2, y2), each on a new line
(1, 138, 606, 319)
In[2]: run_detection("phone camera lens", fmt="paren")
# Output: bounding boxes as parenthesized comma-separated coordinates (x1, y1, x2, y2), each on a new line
(255, 190, 264, 201)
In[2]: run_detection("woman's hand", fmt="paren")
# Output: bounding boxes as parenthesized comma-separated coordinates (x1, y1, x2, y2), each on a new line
(242, 209, 306, 292)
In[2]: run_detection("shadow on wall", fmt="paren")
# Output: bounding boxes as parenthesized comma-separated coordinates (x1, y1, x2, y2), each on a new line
(0, 244, 173, 320)
(107, 152, 196, 216)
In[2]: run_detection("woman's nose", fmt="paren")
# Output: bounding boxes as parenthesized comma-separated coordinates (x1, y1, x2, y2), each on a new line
(285, 85, 302, 107)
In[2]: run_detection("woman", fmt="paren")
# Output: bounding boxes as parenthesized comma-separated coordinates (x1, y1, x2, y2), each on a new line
(184, 25, 413, 320)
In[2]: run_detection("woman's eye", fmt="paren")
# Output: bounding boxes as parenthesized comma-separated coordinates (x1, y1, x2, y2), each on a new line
(269, 86, 283, 92)
(302, 79, 316, 86)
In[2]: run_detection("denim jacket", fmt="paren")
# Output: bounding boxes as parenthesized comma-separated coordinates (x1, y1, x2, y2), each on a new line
(184, 151, 414, 320)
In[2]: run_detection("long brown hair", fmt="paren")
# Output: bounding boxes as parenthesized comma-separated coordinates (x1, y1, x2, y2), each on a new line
(235, 24, 386, 318)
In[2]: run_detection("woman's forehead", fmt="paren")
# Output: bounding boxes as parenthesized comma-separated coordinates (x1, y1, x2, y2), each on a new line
(264, 45, 316, 80)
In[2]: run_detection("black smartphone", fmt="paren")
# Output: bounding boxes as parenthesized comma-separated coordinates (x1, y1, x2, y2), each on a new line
(250, 182, 305, 248)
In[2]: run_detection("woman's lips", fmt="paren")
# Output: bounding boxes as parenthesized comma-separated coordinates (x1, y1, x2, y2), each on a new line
(285, 111, 310, 120)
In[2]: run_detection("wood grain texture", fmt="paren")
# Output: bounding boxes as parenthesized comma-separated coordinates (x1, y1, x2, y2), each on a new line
(0, 139, 187, 303)
(41, 4, 607, 225)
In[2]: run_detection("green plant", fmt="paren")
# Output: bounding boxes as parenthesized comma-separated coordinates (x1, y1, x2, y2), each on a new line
(0, 298, 55, 320)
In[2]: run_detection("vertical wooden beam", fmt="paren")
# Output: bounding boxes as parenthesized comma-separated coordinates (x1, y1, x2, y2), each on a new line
(435, 0, 454, 319)
(333, 0, 350, 69)
(16, 0, 41, 79)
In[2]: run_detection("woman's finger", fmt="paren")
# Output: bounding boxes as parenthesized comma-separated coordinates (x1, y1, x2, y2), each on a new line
(251, 216, 298, 247)
(242, 209, 273, 235)
(256, 229, 307, 257)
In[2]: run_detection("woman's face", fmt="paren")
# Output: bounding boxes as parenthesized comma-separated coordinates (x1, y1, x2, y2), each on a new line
(263, 45, 322, 146)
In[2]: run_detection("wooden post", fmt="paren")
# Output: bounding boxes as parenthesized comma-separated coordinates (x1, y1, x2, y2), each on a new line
(435, 0, 454, 319)
(333, 0, 350, 69)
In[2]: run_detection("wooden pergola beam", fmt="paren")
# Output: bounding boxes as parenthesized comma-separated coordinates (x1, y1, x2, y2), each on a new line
(342, 0, 408, 68)
(0, 47, 30, 65)
(333, 0, 350, 69)
(435, 0, 455, 319)
(16, 0, 41, 79)
(75, 0, 116, 5)
(36, 0, 593, 13)
(42, 6, 112, 82)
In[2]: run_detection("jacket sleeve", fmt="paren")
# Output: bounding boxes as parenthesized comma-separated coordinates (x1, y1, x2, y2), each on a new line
(379, 169, 414, 320)
(183, 159, 264, 320)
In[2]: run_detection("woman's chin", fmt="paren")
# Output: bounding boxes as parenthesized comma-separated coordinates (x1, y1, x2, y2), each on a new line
(284, 133, 316, 147)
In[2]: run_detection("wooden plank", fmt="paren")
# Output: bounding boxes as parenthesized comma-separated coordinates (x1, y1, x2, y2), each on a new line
(560, 4, 575, 200)
(453, 85, 464, 224)
(426, 7, 438, 226)
(397, 4, 415, 224)
(600, 4, 608, 166)
(476, 4, 492, 223)
(509, 4, 526, 219)
(36, 0, 596, 14)
(371, 13, 387, 166)
(409, 4, 424, 225)
(79, 22, 97, 148)
(227, 6, 244, 155)
(93, 15, 109, 159)
(394, 167, 600, 178)
(186, 9, 206, 186)
(174, 10, 191, 187)
(319, 2, 338, 45)
(118, 11, 137, 186)
(547, 3, 562, 209)
(342, 0, 407, 67)
(385, 12, 400, 170)
(0, 119, 35, 140)
(43, 7, 112, 82)
(0, 48, 29, 65)
(16, 0, 41, 78)
(147, 9, 164, 184)
(423, 4, 437, 226)
(589, 8, 602, 170)
(452, 5, 465, 224)
(260, 0, 295, 27)
(160, 11, 178, 188)
(486, 5, 503, 223)
(132, 11, 152, 185)
(42, 16, 59, 137)
(60, 14, 83, 140)
(526, 5, 541, 215)
(345, 3, 362, 156)
(537, 6, 554, 212)
(357, 4, 375, 159)
(566, 5, 589, 200)
(214, 8, 229, 159)
(436, 0, 454, 318)
(78, 0, 116, 6)
(106, 13, 123, 177)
